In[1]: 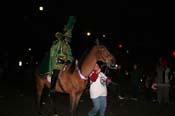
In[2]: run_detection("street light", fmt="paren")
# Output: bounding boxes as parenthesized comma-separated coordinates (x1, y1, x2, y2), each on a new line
(19, 61, 22, 67)
(102, 34, 106, 38)
(28, 48, 31, 51)
(86, 32, 91, 36)
(39, 6, 44, 11)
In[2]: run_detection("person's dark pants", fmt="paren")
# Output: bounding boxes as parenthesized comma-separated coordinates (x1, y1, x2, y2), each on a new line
(119, 84, 125, 97)
(50, 69, 60, 97)
(145, 88, 152, 101)
(132, 83, 139, 98)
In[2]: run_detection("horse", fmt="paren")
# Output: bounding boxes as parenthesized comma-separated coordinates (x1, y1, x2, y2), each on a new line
(35, 40, 116, 116)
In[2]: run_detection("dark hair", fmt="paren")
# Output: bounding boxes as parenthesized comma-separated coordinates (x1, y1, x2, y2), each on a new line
(96, 61, 104, 68)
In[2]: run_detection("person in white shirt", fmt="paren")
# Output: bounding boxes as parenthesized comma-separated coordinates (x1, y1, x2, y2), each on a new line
(88, 62, 111, 116)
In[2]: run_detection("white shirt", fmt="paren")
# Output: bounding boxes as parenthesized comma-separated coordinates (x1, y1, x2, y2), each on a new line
(89, 72, 108, 99)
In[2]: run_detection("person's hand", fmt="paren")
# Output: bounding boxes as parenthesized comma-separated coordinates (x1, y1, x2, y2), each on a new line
(151, 83, 158, 91)
(106, 77, 112, 85)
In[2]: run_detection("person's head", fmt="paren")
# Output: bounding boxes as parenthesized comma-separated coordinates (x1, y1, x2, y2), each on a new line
(133, 64, 138, 69)
(95, 61, 104, 72)
(94, 64, 101, 73)
(95, 62, 104, 72)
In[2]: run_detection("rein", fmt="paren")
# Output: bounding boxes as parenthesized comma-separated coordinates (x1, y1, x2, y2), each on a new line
(76, 67, 88, 80)
(76, 45, 101, 81)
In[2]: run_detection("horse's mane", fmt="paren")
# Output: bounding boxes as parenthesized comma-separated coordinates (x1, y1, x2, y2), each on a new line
(68, 43, 95, 73)
(78, 45, 93, 69)
(68, 59, 76, 73)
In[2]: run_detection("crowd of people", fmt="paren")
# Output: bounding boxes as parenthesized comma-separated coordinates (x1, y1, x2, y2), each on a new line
(105, 57, 175, 104)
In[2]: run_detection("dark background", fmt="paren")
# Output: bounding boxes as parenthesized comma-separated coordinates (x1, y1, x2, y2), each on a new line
(0, 1, 174, 116)
(1, 0, 175, 79)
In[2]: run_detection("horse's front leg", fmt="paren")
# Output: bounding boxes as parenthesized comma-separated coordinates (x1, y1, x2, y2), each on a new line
(70, 93, 77, 116)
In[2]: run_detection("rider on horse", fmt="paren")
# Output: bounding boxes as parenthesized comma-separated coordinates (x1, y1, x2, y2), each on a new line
(49, 16, 76, 95)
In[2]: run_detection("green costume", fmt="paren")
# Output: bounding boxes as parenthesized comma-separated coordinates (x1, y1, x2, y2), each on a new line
(38, 16, 76, 75)
(49, 33, 74, 73)
(49, 16, 76, 74)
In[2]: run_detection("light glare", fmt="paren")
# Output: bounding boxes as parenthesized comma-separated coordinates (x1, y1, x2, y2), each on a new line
(86, 32, 91, 36)
(19, 61, 22, 67)
(39, 6, 44, 11)
(28, 48, 31, 51)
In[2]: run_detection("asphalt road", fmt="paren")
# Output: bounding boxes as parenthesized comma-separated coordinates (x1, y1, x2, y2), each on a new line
(0, 79, 175, 116)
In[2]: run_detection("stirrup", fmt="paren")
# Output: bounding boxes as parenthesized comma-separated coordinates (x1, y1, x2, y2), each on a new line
(63, 65, 67, 71)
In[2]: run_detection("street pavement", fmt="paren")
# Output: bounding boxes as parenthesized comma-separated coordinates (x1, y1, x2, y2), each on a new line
(0, 79, 175, 116)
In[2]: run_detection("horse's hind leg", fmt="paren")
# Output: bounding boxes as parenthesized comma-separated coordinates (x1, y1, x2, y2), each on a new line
(36, 79, 45, 116)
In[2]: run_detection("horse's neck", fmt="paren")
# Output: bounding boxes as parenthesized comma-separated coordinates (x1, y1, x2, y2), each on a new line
(80, 46, 97, 77)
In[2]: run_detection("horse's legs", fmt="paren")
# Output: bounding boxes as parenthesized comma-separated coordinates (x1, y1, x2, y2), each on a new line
(70, 93, 77, 116)
(36, 80, 44, 116)
(50, 92, 58, 116)
(75, 92, 84, 114)
(70, 92, 83, 116)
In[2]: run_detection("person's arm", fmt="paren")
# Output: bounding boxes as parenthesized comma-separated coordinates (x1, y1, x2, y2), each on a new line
(101, 72, 119, 86)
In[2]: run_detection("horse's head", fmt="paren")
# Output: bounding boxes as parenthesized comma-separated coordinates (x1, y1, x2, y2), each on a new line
(95, 40, 116, 67)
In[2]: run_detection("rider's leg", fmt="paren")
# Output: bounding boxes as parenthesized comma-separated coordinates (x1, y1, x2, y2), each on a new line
(50, 69, 59, 97)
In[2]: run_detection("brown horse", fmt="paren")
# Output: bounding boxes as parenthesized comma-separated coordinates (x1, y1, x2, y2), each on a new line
(35, 40, 115, 116)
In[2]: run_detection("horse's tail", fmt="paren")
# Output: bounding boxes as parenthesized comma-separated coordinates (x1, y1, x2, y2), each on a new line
(34, 68, 40, 104)
(34, 68, 41, 83)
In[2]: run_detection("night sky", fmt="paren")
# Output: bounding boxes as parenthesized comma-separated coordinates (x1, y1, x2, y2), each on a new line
(22, 1, 175, 65)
